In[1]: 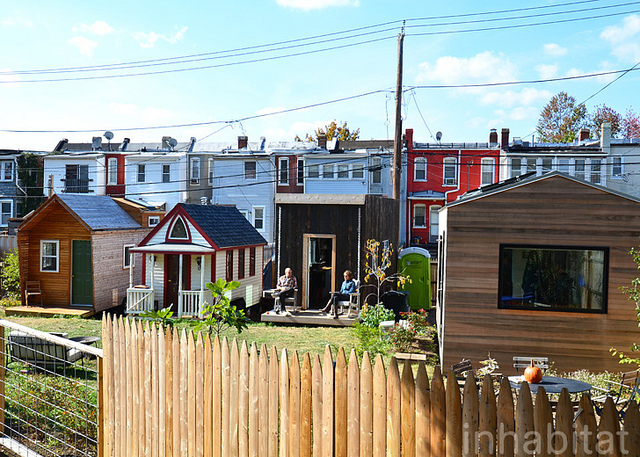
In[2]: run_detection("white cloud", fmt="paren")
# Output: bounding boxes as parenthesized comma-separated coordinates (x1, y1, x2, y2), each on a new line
(73, 20, 114, 35)
(601, 14, 640, 62)
(133, 26, 188, 48)
(276, 0, 359, 10)
(480, 88, 552, 108)
(493, 106, 538, 122)
(415, 51, 517, 85)
(536, 64, 558, 80)
(68, 36, 97, 57)
(543, 43, 567, 57)
(565, 67, 583, 77)
(1, 16, 33, 27)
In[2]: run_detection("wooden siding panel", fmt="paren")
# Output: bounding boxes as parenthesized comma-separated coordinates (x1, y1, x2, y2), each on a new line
(440, 176, 640, 373)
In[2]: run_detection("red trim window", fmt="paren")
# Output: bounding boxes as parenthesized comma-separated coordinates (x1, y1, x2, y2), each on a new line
(226, 250, 233, 281)
(249, 247, 256, 277)
(238, 249, 245, 280)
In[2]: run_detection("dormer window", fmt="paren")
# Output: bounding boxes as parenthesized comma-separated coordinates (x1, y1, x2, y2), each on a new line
(169, 217, 189, 239)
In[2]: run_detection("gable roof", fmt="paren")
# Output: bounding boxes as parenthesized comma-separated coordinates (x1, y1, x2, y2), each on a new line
(56, 194, 141, 230)
(180, 204, 267, 248)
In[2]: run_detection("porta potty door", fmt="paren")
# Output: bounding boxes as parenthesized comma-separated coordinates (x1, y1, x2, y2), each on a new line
(398, 247, 431, 310)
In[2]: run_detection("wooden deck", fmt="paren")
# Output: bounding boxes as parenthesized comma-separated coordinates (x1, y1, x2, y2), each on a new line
(261, 309, 357, 327)
(5, 306, 95, 318)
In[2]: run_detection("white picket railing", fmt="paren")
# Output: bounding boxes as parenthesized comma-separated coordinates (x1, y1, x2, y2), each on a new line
(125, 288, 155, 314)
(179, 290, 205, 317)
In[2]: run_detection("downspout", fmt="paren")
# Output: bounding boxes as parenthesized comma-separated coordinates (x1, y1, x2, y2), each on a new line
(444, 149, 462, 203)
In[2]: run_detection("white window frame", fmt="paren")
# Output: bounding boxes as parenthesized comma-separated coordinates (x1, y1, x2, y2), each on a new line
(2, 161, 13, 182)
(590, 159, 602, 184)
(0, 200, 12, 226)
(337, 164, 349, 179)
(137, 164, 146, 183)
(162, 164, 171, 184)
(123, 244, 134, 269)
(574, 159, 586, 180)
(414, 157, 427, 181)
(208, 159, 214, 185)
(413, 204, 427, 228)
(510, 158, 522, 178)
(541, 157, 553, 174)
(107, 158, 118, 185)
(168, 216, 189, 240)
(429, 205, 442, 241)
(371, 157, 382, 184)
(253, 206, 265, 231)
(297, 159, 305, 185)
(307, 164, 320, 178)
(443, 158, 457, 186)
(244, 161, 257, 180)
(322, 163, 334, 179)
(40, 239, 59, 273)
(481, 158, 495, 185)
(278, 158, 289, 185)
(352, 163, 364, 179)
(148, 216, 160, 227)
(526, 158, 537, 174)
(612, 156, 624, 177)
(190, 157, 200, 185)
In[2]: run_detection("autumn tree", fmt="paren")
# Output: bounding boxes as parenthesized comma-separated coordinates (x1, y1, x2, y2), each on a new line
(536, 92, 589, 143)
(589, 104, 622, 138)
(622, 108, 640, 138)
(296, 120, 360, 142)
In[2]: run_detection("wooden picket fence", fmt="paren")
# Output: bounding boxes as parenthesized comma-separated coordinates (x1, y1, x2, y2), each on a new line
(101, 315, 640, 456)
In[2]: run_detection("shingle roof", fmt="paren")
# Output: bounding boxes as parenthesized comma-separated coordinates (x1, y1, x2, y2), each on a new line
(180, 204, 267, 249)
(57, 194, 141, 230)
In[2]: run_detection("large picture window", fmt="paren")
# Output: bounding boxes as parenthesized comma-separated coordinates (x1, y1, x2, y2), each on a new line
(498, 244, 608, 313)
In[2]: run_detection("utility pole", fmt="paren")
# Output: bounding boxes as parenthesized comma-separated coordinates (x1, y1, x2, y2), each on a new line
(393, 24, 405, 201)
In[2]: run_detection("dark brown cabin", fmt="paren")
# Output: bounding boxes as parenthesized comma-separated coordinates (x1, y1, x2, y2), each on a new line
(437, 172, 640, 373)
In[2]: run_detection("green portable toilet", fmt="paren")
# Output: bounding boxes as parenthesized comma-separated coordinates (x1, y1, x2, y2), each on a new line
(398, 247, 432, 310)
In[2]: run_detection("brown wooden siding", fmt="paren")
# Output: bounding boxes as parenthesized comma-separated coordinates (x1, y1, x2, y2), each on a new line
(18, 201, 90, 307)
(440, 176, 640, 373)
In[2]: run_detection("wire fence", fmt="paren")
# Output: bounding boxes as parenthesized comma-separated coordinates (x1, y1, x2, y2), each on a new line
(0, 320, 103, 457)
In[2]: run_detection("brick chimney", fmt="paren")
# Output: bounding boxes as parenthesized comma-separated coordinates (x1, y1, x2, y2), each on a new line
(501, 128, 510, 149)
(489, 129, 498, 145)
(317, 133, 327, 150)
(579, 128, 590, 142)
(238, 136, 248, 149)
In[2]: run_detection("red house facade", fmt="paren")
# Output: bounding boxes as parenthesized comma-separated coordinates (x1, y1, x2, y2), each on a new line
(405, 128, 502, 247)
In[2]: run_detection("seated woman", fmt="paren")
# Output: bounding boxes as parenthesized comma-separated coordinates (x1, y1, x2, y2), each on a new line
(320, 270, 356, 318)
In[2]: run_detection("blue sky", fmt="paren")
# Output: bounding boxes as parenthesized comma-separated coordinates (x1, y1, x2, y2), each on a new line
(0, 0, 639, 150)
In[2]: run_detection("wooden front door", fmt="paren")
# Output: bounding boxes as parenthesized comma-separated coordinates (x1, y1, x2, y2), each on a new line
(71, 240, 93, 305)
(164, 255, 190, 311)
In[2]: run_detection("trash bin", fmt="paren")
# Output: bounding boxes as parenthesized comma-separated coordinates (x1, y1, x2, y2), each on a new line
(381, 290, 410, 322)
(398, 247, 432, 310)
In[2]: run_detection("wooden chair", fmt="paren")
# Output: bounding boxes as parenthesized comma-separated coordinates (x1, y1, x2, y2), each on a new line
(451, 358, 474, 378)
(282, 288, 299, 313)
(592, 370, 640, 421)
(513, 356, 549, 373)
(25, 281, 42, 306)
(338, 279, 360, 318)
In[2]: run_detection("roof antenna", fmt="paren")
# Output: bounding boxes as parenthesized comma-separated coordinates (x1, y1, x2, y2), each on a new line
(104, 131, 114, 151)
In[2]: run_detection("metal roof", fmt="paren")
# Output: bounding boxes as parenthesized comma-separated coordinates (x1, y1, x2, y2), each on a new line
(56, 194, 141, 230)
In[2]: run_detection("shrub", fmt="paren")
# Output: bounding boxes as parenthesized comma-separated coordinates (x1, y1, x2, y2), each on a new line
(1, 249, 20, 299)
(389, 324, 416, 353)
(351, 322, 390, 360)
(360, 303, 394, 329)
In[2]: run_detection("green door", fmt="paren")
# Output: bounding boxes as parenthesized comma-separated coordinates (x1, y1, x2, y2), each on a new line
(72, 240, 93, 305)
(398, 247, 432, 310)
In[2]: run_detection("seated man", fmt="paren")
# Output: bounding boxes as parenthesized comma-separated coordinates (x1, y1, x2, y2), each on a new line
(272, 267, 297, 314)
(320, 270, 356, 318)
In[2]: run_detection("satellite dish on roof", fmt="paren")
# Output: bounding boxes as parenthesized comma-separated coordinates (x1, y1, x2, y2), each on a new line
(168, 138, 178, 148)
(436, 131, 442, 141)
(104, 131, 114, 140)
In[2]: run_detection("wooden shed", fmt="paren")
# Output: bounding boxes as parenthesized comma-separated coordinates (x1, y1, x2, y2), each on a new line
(17, 194, 162, 314)
(274, 194, 400, 310)
(437, 172, 640, 373)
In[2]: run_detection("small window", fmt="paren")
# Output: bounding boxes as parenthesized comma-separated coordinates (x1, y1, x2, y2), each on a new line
(108, 158, 118, 185)
(249, 247, 256, 277)
(322, 164, 334, 179)
(169, 217, 189, 239)
(279, 158, 289, 185)
(371, 157, 382, 184)
(352, 163, 364, 179)
(148, 216, 160, 227)
(612, 157, 623, 177)
(41, 240, 59, 272)
(162, 164, 171, 183)
(208, 159, 214, 185)
(414, 157, 427, 181)
(253, 207, 264, 230)
(510, 158, 522, 178)
(499, 244, 607, 313)
(481, 158, 494, 185)
(0, 201, 11, 225)
(123, 244, 134, 269)
(245, 161, 257, 180)
(413, 204, 426, 228)
(2, 161, 13, 181)
(238, 249, 245, 280)
(337, 164, 349, 179)
(575, 159, 586, 180)
(297, 159, 305, 185)
(590, 159, 602, 184)
(190, 158, 200, 184)
(443, 158, 457, 186)
(526, 158, 537, 174)
(226, 250, 234, 281)
(429, 205, 441, 242)
(557, 159, 570, 174)
(541, 158, 553, 173)
(137, 164, 146, 183)
(308, 164, 320, 178)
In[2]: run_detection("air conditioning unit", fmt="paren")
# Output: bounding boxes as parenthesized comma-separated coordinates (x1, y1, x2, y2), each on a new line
(443, 177, 456, 185)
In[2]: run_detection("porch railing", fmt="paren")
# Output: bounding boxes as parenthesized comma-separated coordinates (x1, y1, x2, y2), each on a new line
(178, 290, 205, 318)
(125, 288, 155, 314)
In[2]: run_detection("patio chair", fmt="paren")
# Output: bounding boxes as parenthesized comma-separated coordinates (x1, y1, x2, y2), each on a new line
(592, 370, 640, 421)
(513, 356, 549, 373)
(25, 280, 42, 306)
(281, 288, 299, 313)
(338, 279, 360, 318)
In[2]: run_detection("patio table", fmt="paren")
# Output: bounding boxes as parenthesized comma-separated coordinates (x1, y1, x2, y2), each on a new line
(508, 375, 591, 394)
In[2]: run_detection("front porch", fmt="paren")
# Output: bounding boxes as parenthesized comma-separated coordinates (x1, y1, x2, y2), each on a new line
(126, 287, 208, 318)
(260, 309, 357, 327)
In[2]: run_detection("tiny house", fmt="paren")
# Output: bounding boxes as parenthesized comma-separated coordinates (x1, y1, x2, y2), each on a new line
(437, 172, 640, 373)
